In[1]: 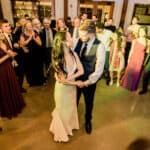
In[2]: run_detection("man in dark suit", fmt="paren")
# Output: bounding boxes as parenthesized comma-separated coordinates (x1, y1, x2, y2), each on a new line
(104, 18, 116, 33)
(74, 20, 105, 134)
(41, 18, 54, 77)
(13, 18, 28, 93)
(69, 16, 80, 39)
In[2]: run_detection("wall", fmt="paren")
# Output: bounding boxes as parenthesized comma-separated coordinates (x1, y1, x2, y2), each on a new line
(68, 0, 78, 19)
(0, 0, 14, 25)
(55, 0, 64, 19)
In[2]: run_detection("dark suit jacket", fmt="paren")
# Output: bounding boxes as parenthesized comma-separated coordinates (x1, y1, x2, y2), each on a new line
(41, 28, 56, 48)
(68, 26, 74, 37)
(74, 38, 83, 56)
(68, 27, 79, 38)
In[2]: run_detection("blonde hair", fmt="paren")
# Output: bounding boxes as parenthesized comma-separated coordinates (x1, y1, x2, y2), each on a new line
(56, 18, 67, 31)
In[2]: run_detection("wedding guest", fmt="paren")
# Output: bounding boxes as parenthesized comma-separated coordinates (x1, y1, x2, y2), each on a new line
(0, 27, 25, 130)
(20, 21, 44, 86)
(139, 43, 150, 95)
(125, 16, 141, 67)
(121, 26, 148, 91)
(96, 22, 113, 85)
(109, 30, 125, 87)
(42, 18, 54, 75)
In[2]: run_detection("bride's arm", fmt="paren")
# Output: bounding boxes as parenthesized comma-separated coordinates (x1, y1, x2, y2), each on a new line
(55, 71, 78, 86)
(55, 53, 84, 86)
(67, 52, 84, 80)
(0, 54, 10, 64)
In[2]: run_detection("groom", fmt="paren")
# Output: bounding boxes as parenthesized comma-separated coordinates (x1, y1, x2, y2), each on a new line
(74, 20, 105, 134)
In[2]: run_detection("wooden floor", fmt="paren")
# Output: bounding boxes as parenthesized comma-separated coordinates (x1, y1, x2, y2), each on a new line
(0, 71, 150, 150)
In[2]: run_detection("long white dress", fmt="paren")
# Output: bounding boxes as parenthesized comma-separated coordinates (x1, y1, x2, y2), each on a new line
(49, 57, 79, 142)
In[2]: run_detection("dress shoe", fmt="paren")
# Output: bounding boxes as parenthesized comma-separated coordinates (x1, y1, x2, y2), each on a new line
(139, 90, 147, 95)
(0, 127, 2, 132)
(106, 80, 110, 86)
(116, 81, 120, 87)
(85, 121, 92, 134)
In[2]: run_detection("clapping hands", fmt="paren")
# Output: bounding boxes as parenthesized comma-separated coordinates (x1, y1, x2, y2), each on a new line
(7, 50, 17, 57)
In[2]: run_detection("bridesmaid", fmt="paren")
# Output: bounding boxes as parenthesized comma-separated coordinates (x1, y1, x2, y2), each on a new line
(109, 30, 125, 87)
(0, 26, 25, 131)
(121, 26, 148, 91)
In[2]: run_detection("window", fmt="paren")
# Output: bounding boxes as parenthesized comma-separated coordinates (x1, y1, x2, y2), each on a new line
(80, 4, 93, 19)
(13, 0, 53, 22)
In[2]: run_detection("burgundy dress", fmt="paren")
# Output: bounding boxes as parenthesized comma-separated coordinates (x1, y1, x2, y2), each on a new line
(0, 47, 25, 119)
(121, 40, 146, 91)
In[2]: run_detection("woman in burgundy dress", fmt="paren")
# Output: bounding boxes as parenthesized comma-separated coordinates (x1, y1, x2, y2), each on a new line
(0, 28, 25, 131)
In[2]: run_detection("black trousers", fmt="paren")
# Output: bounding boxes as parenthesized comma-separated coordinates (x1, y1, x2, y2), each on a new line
(104, 51, 110, 83)
(44, 47, 52, 71)
(142, 70, 150, 91)
(77, 83, 97, 123)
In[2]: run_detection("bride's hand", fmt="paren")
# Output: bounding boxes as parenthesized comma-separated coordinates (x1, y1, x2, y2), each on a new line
(55, 72, 67, 82)
(58, 72, 66, 80)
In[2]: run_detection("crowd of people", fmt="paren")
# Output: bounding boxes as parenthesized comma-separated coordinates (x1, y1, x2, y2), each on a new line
(0, 13, 150, 143)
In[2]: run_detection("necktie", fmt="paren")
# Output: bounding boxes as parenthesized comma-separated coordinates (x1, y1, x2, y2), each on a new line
(76, 28, 79, 38)
(46, 29, 50, 48)
(81, 43, 87, 57)
(8, 34, 12, 41)
(7, 34, 13, 49)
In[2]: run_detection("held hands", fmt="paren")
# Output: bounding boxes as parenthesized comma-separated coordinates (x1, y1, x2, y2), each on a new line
(55, 72, 86, 87)
(76, 80, 85, 88)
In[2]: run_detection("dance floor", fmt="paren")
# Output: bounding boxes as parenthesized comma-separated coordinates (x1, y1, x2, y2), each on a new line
(0, 72, 150, 150)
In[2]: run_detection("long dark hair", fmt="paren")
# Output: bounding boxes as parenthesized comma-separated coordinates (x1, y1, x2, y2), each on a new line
(110, 29, 123, 50)
(52, 31, 67, 74)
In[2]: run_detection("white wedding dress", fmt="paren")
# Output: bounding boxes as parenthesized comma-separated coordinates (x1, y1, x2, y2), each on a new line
(49, 56, 79, 142)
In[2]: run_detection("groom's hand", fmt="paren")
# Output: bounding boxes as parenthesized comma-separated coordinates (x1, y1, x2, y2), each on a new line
(76, 81, 85, 88)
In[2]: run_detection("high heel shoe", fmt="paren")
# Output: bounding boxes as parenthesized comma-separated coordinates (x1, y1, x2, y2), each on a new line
(109, 80, 113, 86)
(0, 127, 2, 132)
(116, 81, 120, 87)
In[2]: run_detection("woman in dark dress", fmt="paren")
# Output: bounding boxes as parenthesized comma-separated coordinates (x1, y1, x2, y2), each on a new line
(20, 21, 45, 86)
(0, 28, 25, 131)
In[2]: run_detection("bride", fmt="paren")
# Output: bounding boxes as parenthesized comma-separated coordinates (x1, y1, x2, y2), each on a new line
(49, 31, 84, 142)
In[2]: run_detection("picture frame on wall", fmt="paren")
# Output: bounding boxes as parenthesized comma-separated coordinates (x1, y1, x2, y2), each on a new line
(133, 4, 150, 25)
